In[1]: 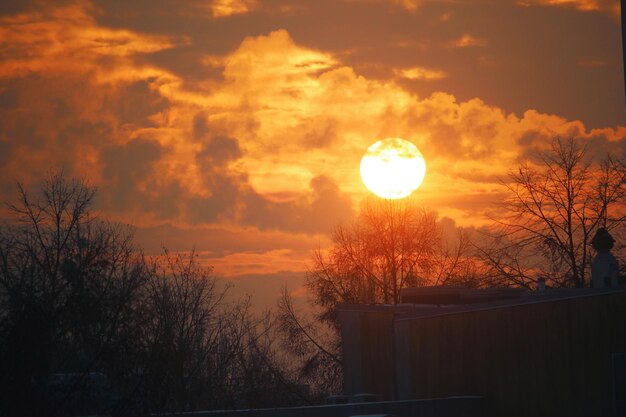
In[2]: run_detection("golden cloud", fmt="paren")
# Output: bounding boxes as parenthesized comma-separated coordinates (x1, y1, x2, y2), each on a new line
(453, 34, 488, 48)
(517, 0, 620, 17)
(205, 0, 259, 18)
(390, 0, 422, 11)
(395, 66, 448, 80)
(191, 29, 625, 229)
(343, 0, 422, 12)
(0, 2, 178, 79)
(1, 4, 624, 278)
(0, 0, 621, 304)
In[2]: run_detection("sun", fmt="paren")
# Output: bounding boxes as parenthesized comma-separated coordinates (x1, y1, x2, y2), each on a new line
(360, 138, 426, 199)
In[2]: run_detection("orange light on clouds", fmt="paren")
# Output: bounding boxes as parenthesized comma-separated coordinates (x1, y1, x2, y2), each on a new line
(395, 66, 448, 81)
(0, 0, 623, 293)
(517, 0, 618, 13)
(208, 0, 258, 17)
(454, 34, 488, 48)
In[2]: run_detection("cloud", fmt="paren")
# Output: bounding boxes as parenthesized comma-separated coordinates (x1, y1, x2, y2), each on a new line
(207, 29, 624, 228)
(101, 138, 164, 211)
(343, 0, 423, 12)
(241, 175, 354, 233)
(0, 2, 178, 79)
(185, 135, 246, 223)
(389, 0, 422, 11)
(516, 0, 620, 17)
(453, 34, 488, 48)
(439, 12, 452, 22)
(206, 0, 259, 17)
(194, 0, 260, 18)
(395, 66, 448, 80)
(2, 20, 624, 231)
(0, 2, 624, 282)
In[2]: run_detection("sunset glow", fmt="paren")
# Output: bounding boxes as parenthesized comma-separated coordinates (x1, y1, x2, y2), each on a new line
(0, 0, 623, 306)
(1, 1, 625, 413)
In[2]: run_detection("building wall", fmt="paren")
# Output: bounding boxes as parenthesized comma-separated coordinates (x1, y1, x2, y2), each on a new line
(401, 291, 626, 417)
(340, 290, 626, 417)
(340, 309, 395, 399)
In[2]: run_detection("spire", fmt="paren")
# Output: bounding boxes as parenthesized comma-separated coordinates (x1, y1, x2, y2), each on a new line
(591, 228, 619, 288)
(591, 227, 615, 252)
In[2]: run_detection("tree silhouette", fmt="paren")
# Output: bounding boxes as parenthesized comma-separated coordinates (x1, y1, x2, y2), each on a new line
(277, 198, 481, 398)
(141, 249, 255, 412)
(479, 137, 626, 289)
(306, 198, 478, 322)
(0, 172, 146, 416)
(276, 288, 342, 398)
(0, 172, 312, 416)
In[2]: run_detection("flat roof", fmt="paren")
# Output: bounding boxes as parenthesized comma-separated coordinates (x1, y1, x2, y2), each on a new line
(337, 286, 626, 321)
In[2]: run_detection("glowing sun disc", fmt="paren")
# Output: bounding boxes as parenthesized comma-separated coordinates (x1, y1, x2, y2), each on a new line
(360, 138, 426, 199)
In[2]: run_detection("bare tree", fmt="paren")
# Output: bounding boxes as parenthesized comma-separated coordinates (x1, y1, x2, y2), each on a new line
(276, 198, 480, 399)
(306, 198, 477, 323)
(432, 229, 485, 287)
(141, 250, 311, 412)
(0, 172, 146, 416)
(230, 307, 315, 408)
(478, 137, 626, 289)
(141, 249, 233, 412)
(0, 172, 335, 415)
(276, 288, 342, 398)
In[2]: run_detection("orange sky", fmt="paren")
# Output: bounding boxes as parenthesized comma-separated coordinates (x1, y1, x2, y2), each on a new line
(0, 0, 624, 307)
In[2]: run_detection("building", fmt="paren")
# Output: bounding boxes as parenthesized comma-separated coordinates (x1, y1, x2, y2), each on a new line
(338, 285, 626, 417)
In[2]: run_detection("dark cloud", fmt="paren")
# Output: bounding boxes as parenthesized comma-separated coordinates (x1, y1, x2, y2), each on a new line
(101, 138, 163, 210)
(0, 67, 353, 233)
(301, 118, 338, 148)
(0, 70, 174, 201)
(139, 46, 226, 85)
(135, 223, 321, 256)
(187, 172, 355, 234)
(516, 127, 626, 164)
(198, 135, 242, 163)
(146, 180, 186, 219)
(91, 0, 273, 78)
(0, 76, 167, 147)
(193, 113, 210, 140)
(517, 129, 549, 148)
(184, 134, 354, 234)
(0, 76, 108, 186)
(410, 96, 503, 160)
(187, 191, 239, 224)
(0, 0, 51, 16)
(109, 80, 170, 126)
(187, 136, 245, 223)
(242, 174, 354, 233)
(585, 133, 626, 161)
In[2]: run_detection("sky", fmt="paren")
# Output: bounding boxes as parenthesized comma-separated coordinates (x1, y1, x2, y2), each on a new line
(0, 0, 625, 307)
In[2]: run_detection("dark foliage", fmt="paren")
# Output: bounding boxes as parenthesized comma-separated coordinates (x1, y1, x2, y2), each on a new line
(275, 198, 483, 400)
(0, 172, 307, 416)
